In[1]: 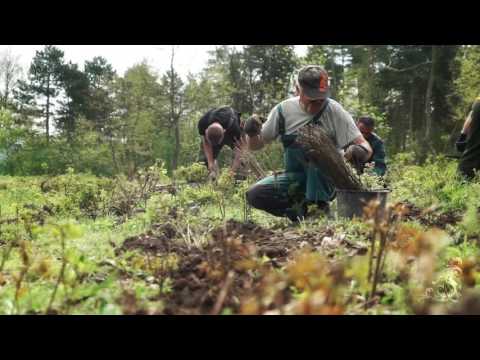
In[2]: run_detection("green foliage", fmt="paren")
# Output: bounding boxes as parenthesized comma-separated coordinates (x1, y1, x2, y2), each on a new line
(173, 162, 207, 183)
(379, 283, 408, 308)
(177, 184, 216, 207)
(454, 46, 480, 117)
(389, 152, 417, 167)
(0, 172, 158, 314)
(460, 182, 480, 237)
(243, 45, 299, 115)
(1, 45, 477, 177)
(254, 141, 284, 172)
(390, 156, 470, 212)
(0, 109, 29, 174)
(344, 100, 391, 140)
(0, 153, 479, 314)
(25, 46, 65, 141)
(45, 170, 114, 219)
(109, 162, 169, 218)
(432, 269, 462, 301)
(358, 171, 386, 190)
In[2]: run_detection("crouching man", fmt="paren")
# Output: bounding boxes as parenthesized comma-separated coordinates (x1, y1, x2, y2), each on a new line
(198, 106, 244, 180)
(456, 96, 480, 180)
(242, 65, 372, 222)
(344, 116, 387, 176)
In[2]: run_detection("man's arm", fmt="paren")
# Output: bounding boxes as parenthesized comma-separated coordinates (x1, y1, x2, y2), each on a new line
(244, 112, 276, 151)
(202, 137, 216, 171)
(351, 135, 373, 159)
(231, 135, 245, 171)
(244, 115, 267, 151)
(456, 111, 473, 153)
(462, 111, 474, 136)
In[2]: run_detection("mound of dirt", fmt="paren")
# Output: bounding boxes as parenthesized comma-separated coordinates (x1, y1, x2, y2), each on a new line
(118, 218, 362, 264)
(117, 219, 367, 314)
(117, 223, 182, 255)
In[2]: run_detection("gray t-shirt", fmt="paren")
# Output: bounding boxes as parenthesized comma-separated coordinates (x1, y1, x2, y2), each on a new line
(261, 97, 361, 150)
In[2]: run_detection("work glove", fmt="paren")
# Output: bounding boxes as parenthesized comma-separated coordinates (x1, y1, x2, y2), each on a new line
(455, 133, 468, 153)
(244, 115, 263, 137)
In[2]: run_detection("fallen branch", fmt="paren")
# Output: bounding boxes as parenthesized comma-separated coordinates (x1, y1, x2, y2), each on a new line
(210, 270, 235, 315)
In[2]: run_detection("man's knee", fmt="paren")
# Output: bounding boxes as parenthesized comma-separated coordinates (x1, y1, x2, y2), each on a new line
(246, 184, 273, 210)
(246, 184, 262, 209)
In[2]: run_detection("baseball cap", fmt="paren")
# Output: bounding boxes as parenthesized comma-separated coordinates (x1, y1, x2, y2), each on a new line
(297, 65, 330, 100)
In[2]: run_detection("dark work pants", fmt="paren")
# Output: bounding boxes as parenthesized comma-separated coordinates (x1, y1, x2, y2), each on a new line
(246, 143, 336, 222)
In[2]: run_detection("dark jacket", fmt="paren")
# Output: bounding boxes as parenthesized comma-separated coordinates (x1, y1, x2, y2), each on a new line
(365, 132, 387, 176)
(459, 98, 480, 179)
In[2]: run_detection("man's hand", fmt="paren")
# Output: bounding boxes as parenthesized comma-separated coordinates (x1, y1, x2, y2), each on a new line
(208, 170, 218, 182)
(232, 136, 247, 173)
(344, 144, 370, 174)
(208, 161, 219, 182)
(351, 135, 373, 160)
(244, 115, 263, 137)
(344, 145, 366, 162)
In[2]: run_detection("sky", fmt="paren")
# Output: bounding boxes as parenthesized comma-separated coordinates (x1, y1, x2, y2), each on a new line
(0, 45, 310, 80)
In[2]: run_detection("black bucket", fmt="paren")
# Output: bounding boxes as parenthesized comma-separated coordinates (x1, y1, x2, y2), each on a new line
(336, 189, 389, 219)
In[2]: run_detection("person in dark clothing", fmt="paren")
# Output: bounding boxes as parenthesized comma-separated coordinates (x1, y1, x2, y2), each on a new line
(197, 106, 243, 180)
(344, 116, 387, 176)
(457, 97, 480, 180)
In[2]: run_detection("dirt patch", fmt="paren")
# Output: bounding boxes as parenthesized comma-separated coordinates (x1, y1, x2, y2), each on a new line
(119, 218, 347, 262)
(117, 219, 368, 314)
(398, 202, 462, 229)
(117, 223, 182, 255)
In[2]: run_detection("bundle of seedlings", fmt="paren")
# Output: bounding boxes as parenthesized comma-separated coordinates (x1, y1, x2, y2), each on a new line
(237, 142, 267, 180)
(241, 152, 267, 179)
(296, 125, 364, 190)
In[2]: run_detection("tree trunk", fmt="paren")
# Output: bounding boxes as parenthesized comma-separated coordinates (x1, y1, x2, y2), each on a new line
(46, 75, 51, 144)
(366, 46, 375, 104)
(329, 46, 338, 99)
(170, 46, 180, 171)
(173, 119, 180, 170)
(3, 74, 10, 108)
(424, 46, 438, 142)
(247, 69, 255, 113)
(408, 81, 415, 145)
